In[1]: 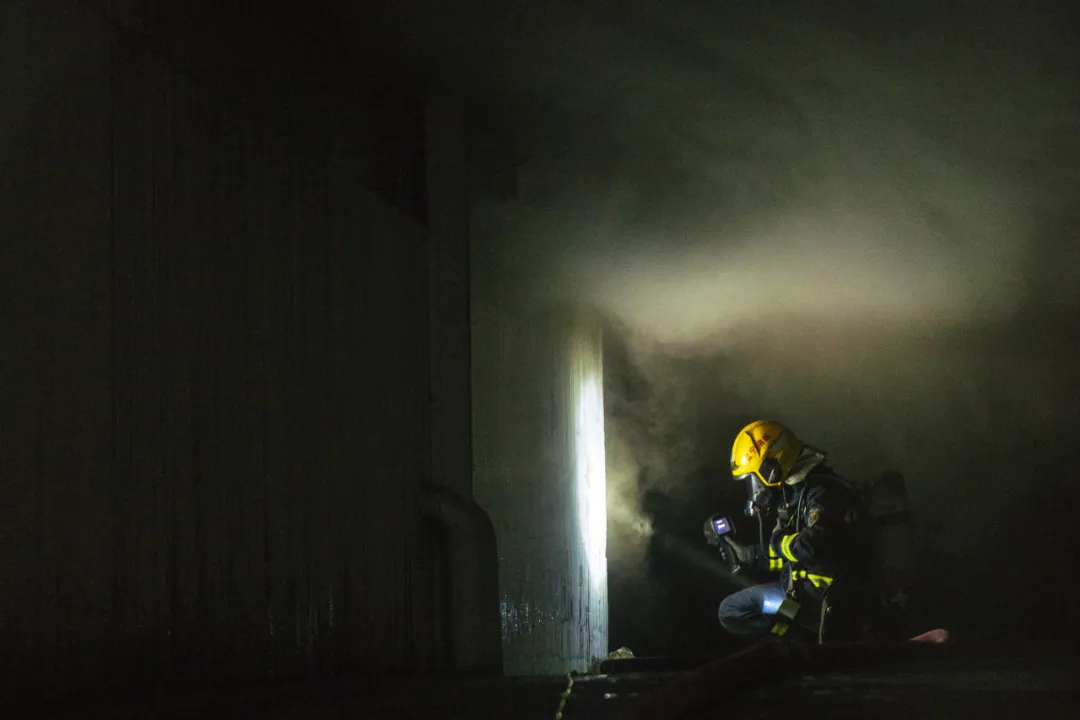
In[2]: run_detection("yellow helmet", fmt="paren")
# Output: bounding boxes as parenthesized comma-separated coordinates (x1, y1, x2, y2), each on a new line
(730, 420, 805, 487)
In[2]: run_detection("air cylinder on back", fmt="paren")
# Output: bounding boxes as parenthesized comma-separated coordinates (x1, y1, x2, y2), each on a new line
(862, 470, 916, 604)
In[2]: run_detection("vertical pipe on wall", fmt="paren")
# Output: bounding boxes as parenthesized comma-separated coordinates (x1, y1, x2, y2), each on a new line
(424, 87, 502, 673)
(418, 485, 503, 674)
(425, 88, 473, 501)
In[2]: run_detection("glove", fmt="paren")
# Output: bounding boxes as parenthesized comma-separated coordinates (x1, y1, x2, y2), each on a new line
(703, 518, 722, 547)
(721, 537, 759, 567)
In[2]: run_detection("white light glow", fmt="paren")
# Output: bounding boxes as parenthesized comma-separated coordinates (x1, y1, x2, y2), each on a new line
(574, 366, 608, 593)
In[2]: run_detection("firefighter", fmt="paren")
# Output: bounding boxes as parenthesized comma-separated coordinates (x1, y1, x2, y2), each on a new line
(715, 420, 871, 642)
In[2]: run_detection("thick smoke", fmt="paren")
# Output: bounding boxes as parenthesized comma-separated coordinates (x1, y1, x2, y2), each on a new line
(369, 0, 1080, 645)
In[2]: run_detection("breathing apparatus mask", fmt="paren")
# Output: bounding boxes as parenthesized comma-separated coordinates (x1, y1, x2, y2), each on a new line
(744, 476, 770, 517)
(741, 458, 785, 518)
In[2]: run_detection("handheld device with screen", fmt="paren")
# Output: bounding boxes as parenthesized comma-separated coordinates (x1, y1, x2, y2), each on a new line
(711, 516, 733, 537)
(704, 514, 745, 574)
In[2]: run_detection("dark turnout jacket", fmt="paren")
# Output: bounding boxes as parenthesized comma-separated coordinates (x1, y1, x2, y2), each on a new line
(766, 466, 866, 599)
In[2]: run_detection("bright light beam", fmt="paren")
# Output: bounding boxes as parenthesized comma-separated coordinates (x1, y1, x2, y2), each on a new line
(570, 317, 608, 669)
(575, 370, 608, 590)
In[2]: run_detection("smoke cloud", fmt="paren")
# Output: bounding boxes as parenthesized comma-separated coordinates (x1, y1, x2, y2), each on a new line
(370, 0, 1080, 645)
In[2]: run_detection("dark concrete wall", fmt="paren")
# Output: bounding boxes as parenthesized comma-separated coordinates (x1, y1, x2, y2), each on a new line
(0, 0, 453, 693)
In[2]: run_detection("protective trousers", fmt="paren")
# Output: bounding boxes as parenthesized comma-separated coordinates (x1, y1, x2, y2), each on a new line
(718, 582, 822, 640)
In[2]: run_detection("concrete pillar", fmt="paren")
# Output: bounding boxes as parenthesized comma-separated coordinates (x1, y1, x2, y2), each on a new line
(472, 300, 609, 675)
(425, 88, 473, 500)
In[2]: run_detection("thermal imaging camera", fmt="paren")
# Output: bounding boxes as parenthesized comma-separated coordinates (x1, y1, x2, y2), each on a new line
(711, 516, 733, 537)
(703, 513, 736, 546)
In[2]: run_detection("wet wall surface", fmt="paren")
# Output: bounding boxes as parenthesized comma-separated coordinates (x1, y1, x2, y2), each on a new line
(471, 300, 610, 674)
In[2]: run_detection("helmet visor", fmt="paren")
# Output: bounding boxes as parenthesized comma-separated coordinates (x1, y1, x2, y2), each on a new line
(758, 457, 785, 486)
(735, 458, 785, 488)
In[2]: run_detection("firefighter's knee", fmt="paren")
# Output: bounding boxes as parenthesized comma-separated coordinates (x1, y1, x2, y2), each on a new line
(717, 593, 738, 630)
(718, 588, 764, 635)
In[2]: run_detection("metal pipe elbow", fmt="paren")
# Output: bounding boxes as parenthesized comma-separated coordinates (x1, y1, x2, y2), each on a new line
(419, 485, 503, 675)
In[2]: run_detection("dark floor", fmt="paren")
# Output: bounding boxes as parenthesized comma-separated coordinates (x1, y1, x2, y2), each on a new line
(36, 673, 570, 720)
(570, 655, 1080, 720)
(33, 651, 1080, 719)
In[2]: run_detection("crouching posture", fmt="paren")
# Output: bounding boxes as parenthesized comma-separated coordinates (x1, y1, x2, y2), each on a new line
(715, 420, 873, 643)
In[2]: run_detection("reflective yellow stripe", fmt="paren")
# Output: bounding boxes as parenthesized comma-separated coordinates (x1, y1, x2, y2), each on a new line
(779, 533, 799, 562)
(770, 619, 790, 636)
(769, 558, 783, 571)
(794, 570, 834, 589)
